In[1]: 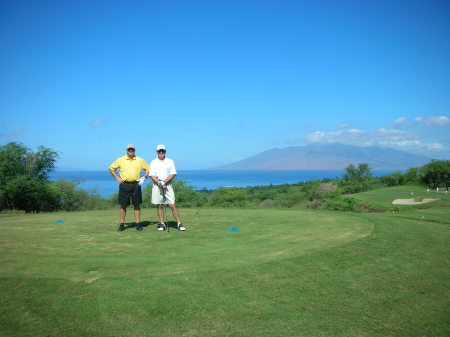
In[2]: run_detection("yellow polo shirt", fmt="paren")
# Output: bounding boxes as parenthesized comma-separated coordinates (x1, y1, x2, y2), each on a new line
(109, 155, 149, 182)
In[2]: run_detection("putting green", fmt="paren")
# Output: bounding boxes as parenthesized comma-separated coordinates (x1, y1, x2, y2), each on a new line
(0, 209, 374, 281)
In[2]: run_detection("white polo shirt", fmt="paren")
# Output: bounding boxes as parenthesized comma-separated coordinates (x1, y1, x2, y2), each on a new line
(149, 157, 177, 181)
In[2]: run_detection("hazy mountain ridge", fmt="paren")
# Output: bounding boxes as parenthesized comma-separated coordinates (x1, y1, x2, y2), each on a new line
(214, 144, 431, 170)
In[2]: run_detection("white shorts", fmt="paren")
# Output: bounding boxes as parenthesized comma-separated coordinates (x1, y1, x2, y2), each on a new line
(151, 184, 175, 205)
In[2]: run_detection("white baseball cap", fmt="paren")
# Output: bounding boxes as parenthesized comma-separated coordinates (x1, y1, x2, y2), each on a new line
(126, 144, 135, 150)
(156, 144, 166, 151)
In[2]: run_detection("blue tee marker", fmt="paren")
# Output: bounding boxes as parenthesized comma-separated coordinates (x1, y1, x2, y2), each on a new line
(228, 227, 239, 232)
(54, 220, 64, 224)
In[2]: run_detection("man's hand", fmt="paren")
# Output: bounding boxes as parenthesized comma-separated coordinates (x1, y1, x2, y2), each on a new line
(115, 177, 124, 184)
(158, 179, 166, 188)
(138, 177, 145, 186)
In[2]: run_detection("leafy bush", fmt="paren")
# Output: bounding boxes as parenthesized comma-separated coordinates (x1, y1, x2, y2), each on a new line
(274, 187, 306, 207)
(380, 171, 405, 186)
(245, 186, 278, 203)
(83, 195, 114, 210)
(172, 180, 207, 207)
(52, 179, 88, 211)
(307, 198, 323, 209)
(207, 187, 247, 207)
(142, 180, 207, 208)
(259, 199, 278, 208)
(325, 197, 357, 211)
(3, 175, 60, 212)
(301, 180, 322, 201)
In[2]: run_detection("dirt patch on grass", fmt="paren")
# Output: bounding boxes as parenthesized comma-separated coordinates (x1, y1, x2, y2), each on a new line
(392, 198, 438, 205)
(357, 204, 385, 213)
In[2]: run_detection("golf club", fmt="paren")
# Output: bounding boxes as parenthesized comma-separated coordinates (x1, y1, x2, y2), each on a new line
(162, 187, 169, 232)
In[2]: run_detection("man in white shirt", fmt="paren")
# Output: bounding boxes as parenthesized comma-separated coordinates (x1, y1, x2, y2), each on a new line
(147, 144, 186, 231)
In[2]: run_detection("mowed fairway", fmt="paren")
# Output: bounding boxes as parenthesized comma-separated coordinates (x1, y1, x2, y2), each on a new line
(352, 185, 450, 210)
(1, 207, 449, 337)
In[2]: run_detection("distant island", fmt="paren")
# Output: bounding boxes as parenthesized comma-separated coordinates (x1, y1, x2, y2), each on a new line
(213, 144, 432, 170)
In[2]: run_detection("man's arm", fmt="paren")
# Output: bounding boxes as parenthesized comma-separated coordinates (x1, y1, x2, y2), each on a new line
(163, 159, 177, 185)
(109, 168, 124, 184)
(164, 174, 176, 185)
(142, 159, 150, 179)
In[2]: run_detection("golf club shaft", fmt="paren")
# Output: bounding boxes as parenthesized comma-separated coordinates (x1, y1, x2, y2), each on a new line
(163, 187, 168, 232)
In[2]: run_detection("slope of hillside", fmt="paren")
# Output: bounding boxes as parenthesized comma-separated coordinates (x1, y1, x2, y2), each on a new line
(215, 144, 431, 170)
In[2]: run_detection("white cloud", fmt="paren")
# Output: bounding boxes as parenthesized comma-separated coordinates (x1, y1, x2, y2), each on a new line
(339, 123, 351, 129)
(90, 119, 106, 127)
(426, 142, 445, 151)
(305, 127, 446, 153)
(414, 116, 450, 127)
(348, 128, 362, 133)
(394, 117, 407, 124)
(392, 116, 411, 129)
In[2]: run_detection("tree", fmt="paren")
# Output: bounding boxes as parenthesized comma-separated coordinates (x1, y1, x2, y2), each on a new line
(339, 163, 374, 194)
(29, 146, 58, 180)
(0, 142, 59, 212)
(380, 171, 405, 186)
(51, 179, 89, 211)
(404, 167, 420, 184)
(0, 142, 29, 179)
(420, 160, 450, 188)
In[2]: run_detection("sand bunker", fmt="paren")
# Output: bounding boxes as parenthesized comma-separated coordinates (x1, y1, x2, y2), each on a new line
(392, 198, 438, 205)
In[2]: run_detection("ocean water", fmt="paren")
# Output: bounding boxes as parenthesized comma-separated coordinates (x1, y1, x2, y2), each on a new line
(49, 169, 389, 198)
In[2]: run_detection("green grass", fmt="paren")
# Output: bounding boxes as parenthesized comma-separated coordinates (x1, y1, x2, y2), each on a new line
(1, 206, 449, 336)
(352, 185, 450, 210)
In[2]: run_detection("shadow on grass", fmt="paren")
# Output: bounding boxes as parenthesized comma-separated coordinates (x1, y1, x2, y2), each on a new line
(124, 221, 159, 230)
(121, 221, 180, 231)
(165, 221, 178, 229)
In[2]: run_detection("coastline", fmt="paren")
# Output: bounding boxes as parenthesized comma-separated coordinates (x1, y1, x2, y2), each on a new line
(50, 169, 394, 198)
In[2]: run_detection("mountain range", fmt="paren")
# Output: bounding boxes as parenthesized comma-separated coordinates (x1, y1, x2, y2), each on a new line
(214, 144, 432, 170)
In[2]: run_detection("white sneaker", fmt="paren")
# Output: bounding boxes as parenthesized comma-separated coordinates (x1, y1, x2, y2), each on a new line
(157, 223, 166, 231)
(177, 223, 186, 231)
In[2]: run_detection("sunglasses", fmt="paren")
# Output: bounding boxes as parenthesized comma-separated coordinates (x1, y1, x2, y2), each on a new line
(157, 149, 166, 153)
(127, 148, 135, 151)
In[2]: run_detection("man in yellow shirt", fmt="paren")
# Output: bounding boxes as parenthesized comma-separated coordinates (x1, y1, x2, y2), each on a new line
(109, 144, 149, 232)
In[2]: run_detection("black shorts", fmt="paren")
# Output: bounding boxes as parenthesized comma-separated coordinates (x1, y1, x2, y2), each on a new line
(118, 182, 142, 207)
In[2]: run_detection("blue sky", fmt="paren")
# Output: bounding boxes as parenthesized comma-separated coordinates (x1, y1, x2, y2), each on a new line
(1, 0, 449, 170)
